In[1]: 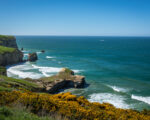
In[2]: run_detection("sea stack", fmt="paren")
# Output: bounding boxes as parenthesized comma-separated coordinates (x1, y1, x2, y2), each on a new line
(28, 52, 38, 62)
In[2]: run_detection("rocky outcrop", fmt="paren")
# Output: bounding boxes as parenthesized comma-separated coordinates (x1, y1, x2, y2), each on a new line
(0, 49, 23, 66)
(35, 68, 86, 93)
(0, 35, 18, 48)
(41, 50, 45, 53)
(28, 53, 38, 62)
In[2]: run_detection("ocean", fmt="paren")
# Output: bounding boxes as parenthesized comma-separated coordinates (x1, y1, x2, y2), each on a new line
(7, 36, 150, 110)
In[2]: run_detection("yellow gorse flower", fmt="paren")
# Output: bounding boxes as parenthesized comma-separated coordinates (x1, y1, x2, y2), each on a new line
(0, 91, 150, 120)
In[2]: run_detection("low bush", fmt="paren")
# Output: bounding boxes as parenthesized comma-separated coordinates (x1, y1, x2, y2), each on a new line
(0, 91, 150, 120)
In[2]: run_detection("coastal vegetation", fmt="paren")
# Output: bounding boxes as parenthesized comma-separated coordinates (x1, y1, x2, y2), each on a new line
(0, 67, 7, 76)
(0, 35, 150, 119)
(0, 106, 55, 120)
(0, 35, 23, 66)
(0, 46, 15, 54)
(0, 75, 41, 92)
(0, 90, 150, 120)
(0, 35, 15, 41)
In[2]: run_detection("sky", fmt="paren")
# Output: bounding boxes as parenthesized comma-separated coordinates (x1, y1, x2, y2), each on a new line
(0, 0, 150, 36)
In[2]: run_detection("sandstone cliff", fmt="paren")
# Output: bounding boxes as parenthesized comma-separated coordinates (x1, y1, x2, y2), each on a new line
(33, 68, 86, 93)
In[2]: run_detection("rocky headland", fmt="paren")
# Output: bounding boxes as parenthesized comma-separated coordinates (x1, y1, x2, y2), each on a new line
(27, 68, 86, 93)
(0, 35, 86, 93)
(0, 35, 150, 120)
(0, 35, 18, 48)
(0, 35, 23, 66)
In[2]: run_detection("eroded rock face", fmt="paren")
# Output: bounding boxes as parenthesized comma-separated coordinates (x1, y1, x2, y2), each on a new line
(0, 35, 23, 66)
(35, 68, 86, 93)
(28, 53, 38, 62)
(73, 75, 85, 88)
(0, 49, 23, 66)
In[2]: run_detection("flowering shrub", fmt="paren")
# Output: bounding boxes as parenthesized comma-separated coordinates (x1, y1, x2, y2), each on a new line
(0, 91, 150, 120)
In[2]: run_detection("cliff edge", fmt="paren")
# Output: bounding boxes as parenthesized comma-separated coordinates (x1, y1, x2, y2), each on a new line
(0, 35, 23, 66)
(0, 35, 18, 48)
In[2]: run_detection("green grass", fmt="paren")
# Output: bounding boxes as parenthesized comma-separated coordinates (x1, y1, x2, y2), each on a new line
(0, 67, 6, 76)
(62, 68, 73, 74)
(0, 46, 16, 54)
(40, 68, 75, 82)
(0, 106, 54, 120)
(0, 75, 41, 92)
(0, 35, 15, 41)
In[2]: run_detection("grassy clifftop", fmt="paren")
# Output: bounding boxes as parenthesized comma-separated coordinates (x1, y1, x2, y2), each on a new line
(0, 35, 15, 41)
(0, 45, 16, 54)
(0, 106, 54, 120)
(0, 35, 18, 49)
(0, 34, 16, 54)
(0, 75, 41, 92)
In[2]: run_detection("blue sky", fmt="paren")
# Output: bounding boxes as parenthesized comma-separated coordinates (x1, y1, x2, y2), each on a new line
(0, 0, 150, 36)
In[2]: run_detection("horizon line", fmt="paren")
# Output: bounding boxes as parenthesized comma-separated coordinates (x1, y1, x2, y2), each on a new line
(13, 35, 150, 37)
(1, 34, 150, 37)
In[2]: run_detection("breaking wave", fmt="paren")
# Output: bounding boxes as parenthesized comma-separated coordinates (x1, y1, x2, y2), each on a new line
(46, 56, 55, 59)
(7, 63, 82, 79)
(88, 93, 130, 109)
(131, 95, 150, 105)
(107, 85, 129, 93)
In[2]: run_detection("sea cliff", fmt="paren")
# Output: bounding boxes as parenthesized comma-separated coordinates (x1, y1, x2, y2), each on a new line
(0, 35, 150, 120)
(0, 35, 18, 48)
(0, 35, 23, 66)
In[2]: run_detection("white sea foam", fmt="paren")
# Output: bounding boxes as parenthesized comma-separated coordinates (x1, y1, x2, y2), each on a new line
(7, 67, 42, 79)
(131, 95, 150, 105)
(46, 56, 55, 59)
(41, 71, 51, 77)
(107, 85, 128, 92)
(32, 65, 81, 73)
(7, 63, 82, 79)
(7, 62, 33, 71)
(32, 65, 62, 73)
(88, 93, 130, 109)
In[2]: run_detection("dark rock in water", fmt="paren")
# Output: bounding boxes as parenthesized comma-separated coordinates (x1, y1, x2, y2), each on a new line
(34, 68, 86, 93)
(21, 47, 24, 51)
(0, 66, 7, 76)
(28, 53, 38, 62)
(41, 50, 45, 53)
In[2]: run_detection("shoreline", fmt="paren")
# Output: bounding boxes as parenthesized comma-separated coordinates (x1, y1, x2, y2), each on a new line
(1, 35, 150, 119)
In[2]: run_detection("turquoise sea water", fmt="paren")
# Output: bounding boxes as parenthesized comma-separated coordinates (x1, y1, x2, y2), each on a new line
(7, 36, 150, 110)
